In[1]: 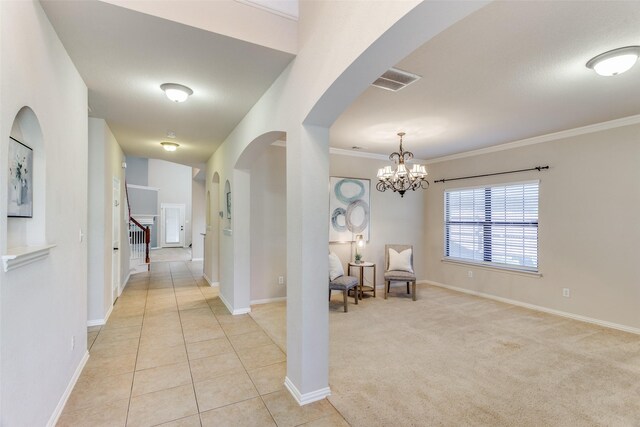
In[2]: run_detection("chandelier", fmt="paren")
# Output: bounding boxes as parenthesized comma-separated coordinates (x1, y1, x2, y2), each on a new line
(376, 132, 429, 197)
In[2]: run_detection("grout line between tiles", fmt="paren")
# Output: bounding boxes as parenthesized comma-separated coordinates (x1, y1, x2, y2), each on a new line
(124, 273, 150, 427)
(168, 263, 202, 424)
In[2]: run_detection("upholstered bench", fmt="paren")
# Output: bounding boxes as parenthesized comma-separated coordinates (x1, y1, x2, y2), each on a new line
(329, 275, 359, 312)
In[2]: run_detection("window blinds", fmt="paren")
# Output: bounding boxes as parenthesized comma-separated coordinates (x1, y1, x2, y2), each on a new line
(444, 181, 539, 271)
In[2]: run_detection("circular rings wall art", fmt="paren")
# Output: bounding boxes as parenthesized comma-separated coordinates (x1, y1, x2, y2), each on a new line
(329, 177, 370, 242)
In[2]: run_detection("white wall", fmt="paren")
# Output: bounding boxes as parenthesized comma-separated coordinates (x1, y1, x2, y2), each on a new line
(423, 122, 640, 331)
(87, 119, 108, 323)
(88, 118, 128, 324)
(191, 178, 206, 260)
(250, 146, 287, 302)
(148, 159, 193, 248)
(0, 1, 88, 424)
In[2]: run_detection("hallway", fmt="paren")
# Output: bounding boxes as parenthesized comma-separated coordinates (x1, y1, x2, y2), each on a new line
(60, 262, 345, 426)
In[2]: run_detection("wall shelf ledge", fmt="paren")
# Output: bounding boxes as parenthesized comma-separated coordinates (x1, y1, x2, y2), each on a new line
(2, 244, 56, 272)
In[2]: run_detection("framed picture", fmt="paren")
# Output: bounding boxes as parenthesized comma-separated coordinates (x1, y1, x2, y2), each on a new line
(329, 177, 370, 242)
(8, 137, 33, 218)
(226, 191, 232, 219)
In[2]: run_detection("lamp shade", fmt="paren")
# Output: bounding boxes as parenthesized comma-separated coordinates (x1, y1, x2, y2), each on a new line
(586, 46, 640, 76)
(161, 142, 179, 151)
(160, 83, 193, 102)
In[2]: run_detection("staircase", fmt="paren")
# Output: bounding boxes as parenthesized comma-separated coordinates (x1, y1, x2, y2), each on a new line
(126, 182, 150, 273)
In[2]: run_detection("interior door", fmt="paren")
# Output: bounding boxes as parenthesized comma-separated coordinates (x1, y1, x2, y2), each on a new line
(161, 203, 185, 247)
(112, 178, 120, 302)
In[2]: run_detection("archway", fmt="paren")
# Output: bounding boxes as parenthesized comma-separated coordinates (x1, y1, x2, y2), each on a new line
(222, 131, 286, 313)
(234, 132, 287, 308)
(212, 1, 489, 404)
(7, 106, 46, 248)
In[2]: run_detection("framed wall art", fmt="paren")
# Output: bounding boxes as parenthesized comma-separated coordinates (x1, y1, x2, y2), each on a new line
(329, 177, 370, 242)
(8, 137, 33, 218)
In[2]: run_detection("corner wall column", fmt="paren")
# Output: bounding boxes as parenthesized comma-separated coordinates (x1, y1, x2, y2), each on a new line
(232, 168, 251, 313)
(285, 124, 330, 404)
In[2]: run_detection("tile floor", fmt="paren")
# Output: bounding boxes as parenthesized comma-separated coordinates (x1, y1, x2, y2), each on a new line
(59, 261, 347, 427)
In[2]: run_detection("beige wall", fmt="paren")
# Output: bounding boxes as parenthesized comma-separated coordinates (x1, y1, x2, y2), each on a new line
(329, 153, 425, 286)
(248, 146, 426, 302)
(88, 118, 128, 323)
(148, 159, 193, 248)
(423, 123, 640, 330)
(191, 179, 206, 260)
(250, 146, 287, 302)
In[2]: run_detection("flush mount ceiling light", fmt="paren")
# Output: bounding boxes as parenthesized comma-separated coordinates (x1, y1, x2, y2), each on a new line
(376, 132, 429, 197)
(161, 142, 179, 152)
(586, 46, 640, 76)
(160, 83, 193, 102)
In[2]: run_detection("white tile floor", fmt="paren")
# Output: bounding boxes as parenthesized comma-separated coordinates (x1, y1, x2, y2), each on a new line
(60, 261, 346, 426)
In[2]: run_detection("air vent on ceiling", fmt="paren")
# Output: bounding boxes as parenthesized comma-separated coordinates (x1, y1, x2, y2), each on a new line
(372, 67, 421, 92)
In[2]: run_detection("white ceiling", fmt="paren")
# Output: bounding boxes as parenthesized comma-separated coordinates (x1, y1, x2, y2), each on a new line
(41, 0, 295, 167)
(40, 1, 640, 166)
(330, 1, 640, 160)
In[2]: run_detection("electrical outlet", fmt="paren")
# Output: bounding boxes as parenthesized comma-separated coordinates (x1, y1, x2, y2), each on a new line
(468, 270, 473, 278)
(278, 276, 284, 285)
(71, 335, 75, 350)
(562, 288, 570, 298)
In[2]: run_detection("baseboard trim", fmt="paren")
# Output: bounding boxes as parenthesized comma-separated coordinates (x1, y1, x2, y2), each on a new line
(191, 257, 203, 262)
(219, 291, 251, 315)
(47, 350, 90, 427)
(284, 377, 331, 406)
(423, 280, 640, 335)
(87, 303, 114, 327)
(251, 296, 286, 305)
(202, 273, 219, 287)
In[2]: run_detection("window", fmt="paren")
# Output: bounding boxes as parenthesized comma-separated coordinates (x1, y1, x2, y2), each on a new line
(444, 181, 539, 272)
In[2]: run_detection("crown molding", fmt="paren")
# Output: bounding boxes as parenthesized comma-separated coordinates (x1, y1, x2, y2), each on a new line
(425, 113, 640, 165)
(271, 140, 427, 162)
(272, 114, 640, 165)
(329, 147, 389, 161)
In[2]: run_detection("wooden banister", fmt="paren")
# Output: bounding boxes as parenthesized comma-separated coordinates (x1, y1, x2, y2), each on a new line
(129, 216, 150, 265)
(126, 181, 151, 268)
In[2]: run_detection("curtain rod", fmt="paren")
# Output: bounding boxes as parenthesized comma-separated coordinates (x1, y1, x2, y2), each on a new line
(433, 166, 549, 184)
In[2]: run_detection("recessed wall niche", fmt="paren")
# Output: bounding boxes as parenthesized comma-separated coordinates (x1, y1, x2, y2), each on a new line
(7, 107, 46, 248)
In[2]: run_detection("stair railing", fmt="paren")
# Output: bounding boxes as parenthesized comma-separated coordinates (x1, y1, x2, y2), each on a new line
(125, 181, 150, 270)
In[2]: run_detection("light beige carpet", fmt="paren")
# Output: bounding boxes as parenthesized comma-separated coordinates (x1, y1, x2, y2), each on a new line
(250, 285, 640, 426)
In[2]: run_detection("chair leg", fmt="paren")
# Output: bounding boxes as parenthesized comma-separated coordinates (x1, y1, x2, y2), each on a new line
(406, 282, 410, 294)
(353, 287, 358, 305)
(384, 281, 388, 299)
(328, 289, 331, 302)
(343, 289, 348, 312)
(412, 282, 416, 301)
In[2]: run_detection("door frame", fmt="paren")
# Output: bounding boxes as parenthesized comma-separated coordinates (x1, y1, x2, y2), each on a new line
(112, 177, 121, 303)
(160, 203, 186, 248)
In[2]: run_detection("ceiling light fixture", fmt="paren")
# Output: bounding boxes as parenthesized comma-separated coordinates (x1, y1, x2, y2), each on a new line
(161, 142, 179, 152)
(586, 46, 640, 76)
(376, 132, 428, 198)
(160, 83, 193, 102)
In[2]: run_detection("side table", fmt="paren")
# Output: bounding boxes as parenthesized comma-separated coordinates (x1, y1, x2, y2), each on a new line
(347, 261, 376, 299)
